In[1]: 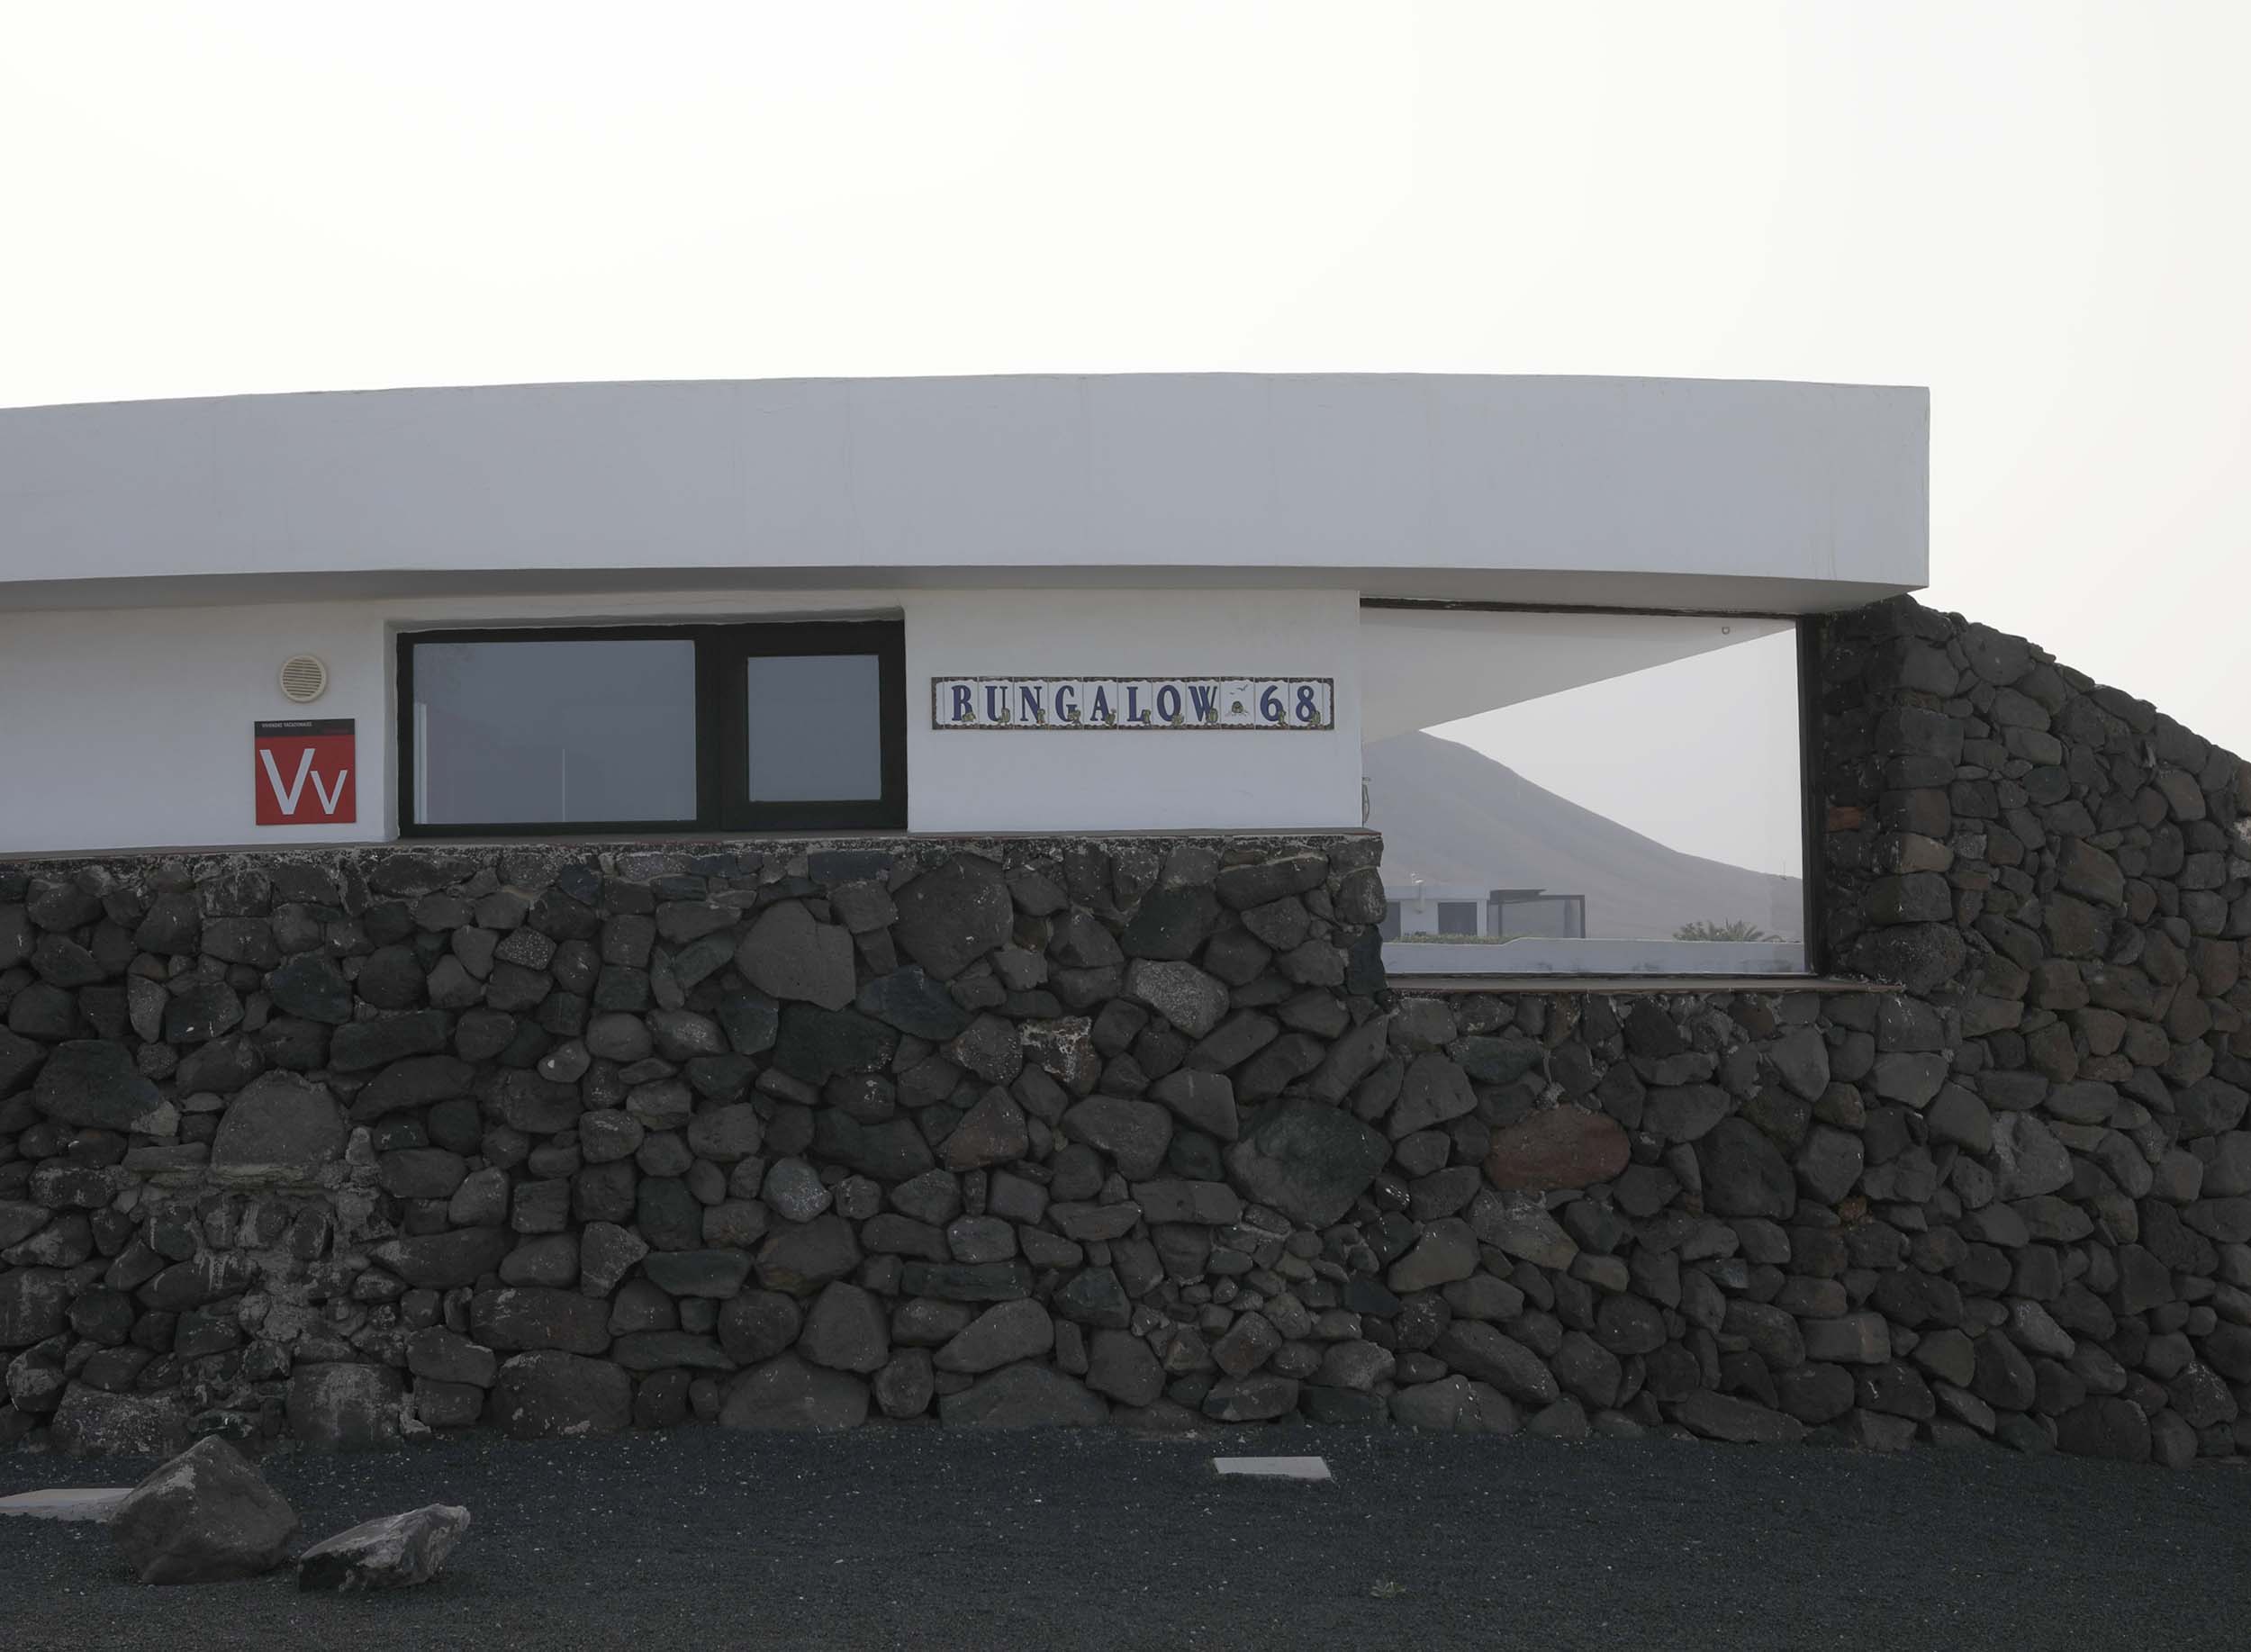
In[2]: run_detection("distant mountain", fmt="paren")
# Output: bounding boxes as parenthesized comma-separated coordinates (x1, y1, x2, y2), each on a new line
(1362, 730, 1803, 942)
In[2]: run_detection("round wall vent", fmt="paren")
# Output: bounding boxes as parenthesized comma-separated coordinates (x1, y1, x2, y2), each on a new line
(279, 654, 330, 704)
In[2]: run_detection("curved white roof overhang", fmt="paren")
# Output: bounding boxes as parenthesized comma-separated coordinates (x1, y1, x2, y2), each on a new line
(0, 374, 1926, 613)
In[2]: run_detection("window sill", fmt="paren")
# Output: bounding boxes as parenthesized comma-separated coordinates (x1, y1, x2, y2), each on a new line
(1388, 974, 1891, 995)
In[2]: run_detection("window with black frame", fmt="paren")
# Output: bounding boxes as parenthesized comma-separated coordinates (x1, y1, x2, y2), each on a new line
(397, 620, 906, 835)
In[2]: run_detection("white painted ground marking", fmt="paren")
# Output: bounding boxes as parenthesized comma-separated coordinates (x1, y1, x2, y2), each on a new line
(1212, 1456, 1331, 1481)
(0, 1487, 132, 1522)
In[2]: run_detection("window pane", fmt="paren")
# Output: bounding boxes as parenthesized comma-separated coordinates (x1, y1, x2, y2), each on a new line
(1361, 611, 1804, 975)
(413, 638, 697, 826)
(745, 654, 884, 801)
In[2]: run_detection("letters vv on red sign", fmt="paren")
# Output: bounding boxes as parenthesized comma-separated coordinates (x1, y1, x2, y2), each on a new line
(253, 719, 356, 826)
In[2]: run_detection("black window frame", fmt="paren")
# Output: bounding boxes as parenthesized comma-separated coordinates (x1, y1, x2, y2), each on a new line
(394, 619, 907, 839)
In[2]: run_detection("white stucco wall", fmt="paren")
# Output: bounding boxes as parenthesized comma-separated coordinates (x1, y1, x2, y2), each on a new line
(1359, 608, 1796, 742)
(0, 601, 390, 855)
(0, 375, 1930, 615)
(904, 589, 1361, 834)
(0, 586, 1362, 853)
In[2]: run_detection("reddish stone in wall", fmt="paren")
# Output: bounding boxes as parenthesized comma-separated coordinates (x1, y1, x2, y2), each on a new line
(1484, 1107, 1629, 1191)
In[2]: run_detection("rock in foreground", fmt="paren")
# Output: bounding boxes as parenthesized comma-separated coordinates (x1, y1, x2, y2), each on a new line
(110, 1437, 300, 1585)
(298, 1503, 471, 1593)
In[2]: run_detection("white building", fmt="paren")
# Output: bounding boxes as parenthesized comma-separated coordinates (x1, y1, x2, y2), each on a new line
(0, 375, 1926, 975)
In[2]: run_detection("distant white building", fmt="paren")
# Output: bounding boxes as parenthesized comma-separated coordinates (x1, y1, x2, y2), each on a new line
(1379, 881, 1587, 941)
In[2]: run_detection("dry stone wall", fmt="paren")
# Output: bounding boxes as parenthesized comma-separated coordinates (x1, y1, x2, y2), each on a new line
(3, 596, 2250, 1467)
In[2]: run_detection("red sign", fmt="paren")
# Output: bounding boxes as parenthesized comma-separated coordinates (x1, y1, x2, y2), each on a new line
(254, 719, 356, 826)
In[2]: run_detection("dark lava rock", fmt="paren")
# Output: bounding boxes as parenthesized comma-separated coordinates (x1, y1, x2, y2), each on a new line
(1671, 1391, 1808, 1444)
(353, 1055, 476, 1121)
(111, 1437, 300, 1584)
(297, 1503, 472, 1593)
(287, 1364, 404, 1450)
(330, 1011, 452, 1073)
(209, 1072, 347, 1185)
(938, 1361, 1109, 1427)
(757, 1214, 863, 1296)
(1224, 1099, 1388, 1226)
(1483, 1106, 1629, 1190)
(2057, 1396, 2153, 1463)
(371, 1228, 513, 1290)
(719, 1353, 870, 1430)
(798, 1282, 891, 1373)
(735, 903, 857, 1010)
(471, 1287, 612, 1355)
(773, 1007, 899, 1085)
(1697, 1117, 1798, 1218)
(890, 857, 1013, 981)
(1432, 1323, 1558, 1404)
(1060, 1096, 1173, 1180)
(32, 1041, 158, 1129)
(491, 1351, 632, 1440)
(856, 966, 973, 1040)
(934, 1300, 1054, 1375)
(267, 955, 355, 1025)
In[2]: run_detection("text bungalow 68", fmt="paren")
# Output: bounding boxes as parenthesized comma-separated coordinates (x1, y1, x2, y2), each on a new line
(931, 677, 1334, 731)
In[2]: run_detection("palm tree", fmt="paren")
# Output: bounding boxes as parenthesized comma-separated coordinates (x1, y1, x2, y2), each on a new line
(1674, 919, 1780, 943)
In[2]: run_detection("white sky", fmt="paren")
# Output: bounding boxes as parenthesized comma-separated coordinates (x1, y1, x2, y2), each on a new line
(1431, 628, 1806, 877)
(3, 2, 2246, 802)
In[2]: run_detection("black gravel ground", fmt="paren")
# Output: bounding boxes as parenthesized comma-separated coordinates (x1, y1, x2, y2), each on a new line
(4, 1427, 2249, 1651)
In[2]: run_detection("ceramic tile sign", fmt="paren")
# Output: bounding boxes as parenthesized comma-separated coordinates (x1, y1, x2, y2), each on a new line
(931, 677, 1333, 731)
(253, 718, 356, 825)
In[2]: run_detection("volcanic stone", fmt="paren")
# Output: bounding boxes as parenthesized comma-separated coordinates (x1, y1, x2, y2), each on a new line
(1214, 853, 1327, 910)
(1061, 1096, 1173, 1180)
(287, 1364, 403, 1451)
(1123, 960, 1230, 1039)
(718, 1292, 803, 1366)
(856, 966, 973, 1040)
(735, 903, 857, 1010)
(939, 1362, 1109, 1427)
(111, 1437, 300, 1584)
(799, 1283, 890, 1373)
(2057, 1396, 2152, 1463)
(1151, 1069, 1240, 1141)
(208, 1073, 347, 1186)
(773, 1007, 899, 1084)
(942, 1088, 1031, 1170)
(757, 1214, 862, 1296)
(1086, 1329, 1164, 1406)
(641, 1250, 753, 1298)
(1390, 1377, 1520, 1434)
(491, 1352, 632, 1439)
(471, 1287, 611, 1354)
(685, 1104, 763, 1162)
(1483, 1107, 1629, 1190)
(1671, 1391, 1808, 1444)
(298, 1504, 471, 1593)
(1224, 1099, 1388, 1227)
(1433, 1323, 1557, 1404)
(1698, 1118, 1798, 1218)
(1388, 1218, 1479, 1293)
(32, 1041, 159, 1129)
(267, 955, 354, 1025)
(936, 1300, 1055, 1374)
(719, 1353, 870, 1430)
(330, 1011, 451, 1072)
